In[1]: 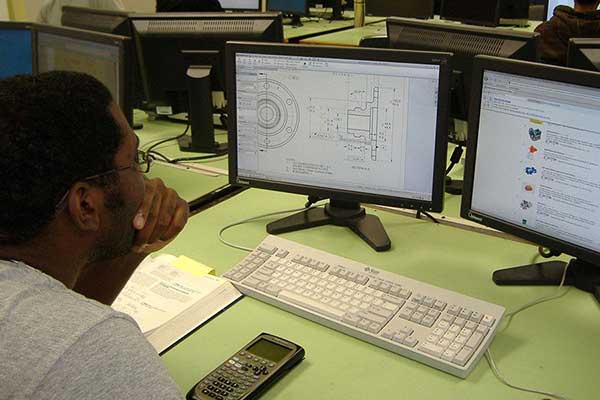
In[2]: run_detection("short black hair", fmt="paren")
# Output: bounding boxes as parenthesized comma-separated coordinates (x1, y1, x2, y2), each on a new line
(0, 71, 123, 244)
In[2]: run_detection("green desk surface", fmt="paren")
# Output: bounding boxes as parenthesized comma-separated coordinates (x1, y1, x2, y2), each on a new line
(300, 18, 541, 47)
(159, 188, 599, 400)
(284, 15, 384, 43)
(134, 110, 229, 202)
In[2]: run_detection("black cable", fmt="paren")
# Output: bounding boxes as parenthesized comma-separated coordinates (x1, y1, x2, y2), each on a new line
(446, 145, 464, 175)
(144, 123, 190, 155)
(169, 153, 227, 163)
(416, 210, 439, 224)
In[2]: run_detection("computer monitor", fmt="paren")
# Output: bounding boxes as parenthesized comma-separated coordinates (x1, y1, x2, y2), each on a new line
(366, 0, 435, 19)
(499, 0, 530, 26)
(567, 38, 600, 71)
(461, 55, 600, 302)
(387, 17, 538, 127)
(226, 42, 451, 251)
(35, 24, 134, 124)
(441, 0, 501, 26)
(547, 1, 573, 21)
(130, 12, 283, 154)
(267, 0, 308, 25)
(61, 6, 133, 36)
(220, 0, 261, 10)
(0, 22, 36, 79)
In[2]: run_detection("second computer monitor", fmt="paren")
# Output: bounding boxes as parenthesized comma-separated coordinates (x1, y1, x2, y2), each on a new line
(227, 42, 450, 251)
(367, 0, 434, 19)
(0, 22, 35, 79)
(462, 55, 600, 300)
(35, 24, 133, 124)
(568, 38, 600, 72)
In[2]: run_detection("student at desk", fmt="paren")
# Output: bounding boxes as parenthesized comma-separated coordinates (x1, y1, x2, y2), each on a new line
(535, 0, 600, 65)
(0, 72, 189, 399)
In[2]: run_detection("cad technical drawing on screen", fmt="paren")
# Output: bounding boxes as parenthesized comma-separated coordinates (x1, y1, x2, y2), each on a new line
(235, 53, 440, 201)
(471, 70, 600, 253)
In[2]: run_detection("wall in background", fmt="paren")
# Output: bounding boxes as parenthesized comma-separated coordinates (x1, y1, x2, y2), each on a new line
(1, 0, 9, 20)
(13, 0, 155, 21)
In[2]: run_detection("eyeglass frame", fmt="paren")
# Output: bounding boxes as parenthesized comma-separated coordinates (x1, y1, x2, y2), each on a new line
(54, 150, 154, 210)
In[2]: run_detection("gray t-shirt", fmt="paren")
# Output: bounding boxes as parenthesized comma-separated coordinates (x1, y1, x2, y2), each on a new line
(0, 260, 183, 400)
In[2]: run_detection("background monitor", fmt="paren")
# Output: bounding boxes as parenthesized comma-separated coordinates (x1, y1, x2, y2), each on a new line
(61, 6, 133, 36)
(0, 22, 35, 79)
(461, 55, 600, 302)
(35, 24, 134, 124)
(130, 12, 283, 154)
(220, 0, 261, 10)
(226, 42, 450, 251)
(387, 17, 538, 128)
(567, 38, 600, 71)
(499, 0, 530, 25)
(366, 0, 435, 19)
(441, 0, 501, 26)
(267, 0, 309, 16)
(547, 0, 573, 21)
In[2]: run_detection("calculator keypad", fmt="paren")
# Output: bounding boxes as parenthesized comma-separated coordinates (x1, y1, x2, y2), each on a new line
(192, 352, 277, 400)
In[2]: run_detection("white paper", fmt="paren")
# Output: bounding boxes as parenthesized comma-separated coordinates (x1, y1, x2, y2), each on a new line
(113, 255, 224, 333)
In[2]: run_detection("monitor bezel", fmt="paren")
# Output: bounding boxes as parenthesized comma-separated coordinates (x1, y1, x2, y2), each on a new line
(266, 0, 309, 16)
(226, 41, 451, 212)
(220, 0, 262, 11)
(440, 0, 501, 27)
(34, 24, 134, 124)
(0, 21, 37, 75)
(61, 6, 135, 36)
(461, 55, 600, 266)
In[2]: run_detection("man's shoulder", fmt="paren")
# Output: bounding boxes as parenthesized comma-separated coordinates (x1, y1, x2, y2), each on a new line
(0, 261, 143, 397)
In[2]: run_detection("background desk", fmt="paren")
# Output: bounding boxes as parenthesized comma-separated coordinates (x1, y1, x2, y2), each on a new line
(135, 111, 229, 203)
(284, 15, 384, 43)
(300, 18, 542, 47)
(157, 188, 600, 399)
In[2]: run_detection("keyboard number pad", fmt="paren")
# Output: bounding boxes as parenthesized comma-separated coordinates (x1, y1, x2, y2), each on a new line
(417, 305, 495, 367)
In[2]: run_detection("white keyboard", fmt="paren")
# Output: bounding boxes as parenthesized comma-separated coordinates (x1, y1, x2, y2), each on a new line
(223, 235, 505, 378)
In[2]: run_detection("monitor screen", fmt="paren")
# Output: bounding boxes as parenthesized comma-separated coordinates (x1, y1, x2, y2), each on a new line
(441, 0, 501, 26)
(267, 0, 308, 15)
(0, 23, 34, 78)
(36, 26, 132, 123)
(463, 56, 600, 264)
(366, 0, 434, 19)
(547, 1, 574, 21)
(220, 0, 261, 10)
(227, 43, 450, 250)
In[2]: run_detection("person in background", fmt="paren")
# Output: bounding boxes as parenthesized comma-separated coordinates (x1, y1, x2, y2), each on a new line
(0, 71, 188, 399)
(535, 0, 600, 65)
(156, 0, 223, 12)
(37, 0, 125, 26)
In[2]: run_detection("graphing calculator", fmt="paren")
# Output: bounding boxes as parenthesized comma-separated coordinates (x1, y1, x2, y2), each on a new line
(186, 333, 305, 400)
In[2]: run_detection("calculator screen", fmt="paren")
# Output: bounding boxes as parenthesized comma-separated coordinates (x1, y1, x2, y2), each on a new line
(247, 339, 290, 362)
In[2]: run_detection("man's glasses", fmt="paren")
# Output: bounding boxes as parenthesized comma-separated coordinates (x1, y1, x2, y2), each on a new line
(54, 151, 154, 210)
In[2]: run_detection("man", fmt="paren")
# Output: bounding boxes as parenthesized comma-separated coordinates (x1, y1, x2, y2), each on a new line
(37, 0, 125, 26)
(0, 71, 189, 399)
(156, 0, 223, 12)
(535, 0, 600, 65)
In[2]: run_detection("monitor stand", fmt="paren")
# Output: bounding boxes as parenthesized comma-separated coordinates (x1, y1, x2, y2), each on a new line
(178, 51, 227, 154)
(493, 258, 600, 303)
(266, 199, 391, 252)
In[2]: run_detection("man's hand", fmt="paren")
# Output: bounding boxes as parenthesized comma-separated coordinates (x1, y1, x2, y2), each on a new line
(131, 178, 189, 254)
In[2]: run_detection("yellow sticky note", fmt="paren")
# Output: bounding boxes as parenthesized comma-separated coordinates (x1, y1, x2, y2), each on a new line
(171, 255, 215, 277)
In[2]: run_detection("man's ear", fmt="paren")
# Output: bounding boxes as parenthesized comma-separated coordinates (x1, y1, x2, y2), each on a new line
(66, 183, 103, 232)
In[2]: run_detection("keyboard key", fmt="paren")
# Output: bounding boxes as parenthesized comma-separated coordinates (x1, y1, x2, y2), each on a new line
(452, 347, 475, 366)
(419, 342, 444, 357)
(279, 290, 346, 320)
(481, 315, 496, 327)
(403, 336, 418, 348)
